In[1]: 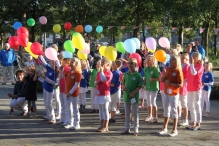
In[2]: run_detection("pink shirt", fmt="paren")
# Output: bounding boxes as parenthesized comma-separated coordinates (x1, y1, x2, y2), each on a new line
(59, 66, 71, 93)
(95, 70, 112, 96)
(180, 64, 190, 95)
(187, 63, 204, 92)
(160, 72, 165, 90)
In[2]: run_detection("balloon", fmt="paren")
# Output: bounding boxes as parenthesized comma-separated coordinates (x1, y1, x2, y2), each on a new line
(155, 50, 166, 63)
(53, 24, 61, 33)
(124, 39, 136, 54)
(72, 32, 85, 50)
(164, 54, 170, 64)
(96, 25, 103, 33)
(29, 50, 38, 59)
(99, 46, 106, 56)
(75, 25, 84, 33)
(25, 42, 32, 53)
(63, 51, 73, 58)
(39, 16, 47, 25)
(8, 36, 19, 50)
(17, 27, 29, 36)
(64, 22, 72, 30)
(81, 43, 90, 54)
(85, 25, 92, 33)
(158, 37, 170, 48)
(18, 33, 29, 47)
(146, 37, 156, 53)
(31, 42, 44, 55)
(27, 18, 35, 26)
(45, 47, 58, 60)
(129, 53, 142, 67)
(116, 42, 125, 54)
(77, 51, 87, 60)
(13, 22, 22, 30)
(131, 38, 140, 49)
(64, 40, 75, 53)
(105, 46, 117, 61)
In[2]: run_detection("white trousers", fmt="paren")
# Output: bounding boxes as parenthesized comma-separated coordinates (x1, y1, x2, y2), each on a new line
(2, 66, 14, 83)
(54, 89, 61, 115)
(201, 90, 211, 112)
(188, 91, 202, 123)
(60, 93, 68, 122)
(43, 89, 55, 121)
(9, 97, 27, 112)
(66, 97, 80, 126)
(146, 90, 157, 106)
(90, 87, 98, 109)
(98, 102, 110, 120)
(79, 93, 86, 105)
(179, 95, 188, 108)
(160, 90, 165, 108)
(163, 94, 179, 118)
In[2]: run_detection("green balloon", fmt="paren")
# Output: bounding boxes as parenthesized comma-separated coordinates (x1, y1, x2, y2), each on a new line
(116, 42, 125, 54)
(64, 40, 75, 53)
(72, 32, 80, 37)
(27, 18, 35, 26)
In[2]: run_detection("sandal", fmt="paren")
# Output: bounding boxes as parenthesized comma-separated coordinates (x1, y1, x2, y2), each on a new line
(96, 126, 103, 132)
(100, 128, 109, 132)
(185, 125, 195, 130)
(48, 120, 56, 124)
(134, 131, 139, 136)
(121, 129, 130, 135)
(191, 126, 201, 131)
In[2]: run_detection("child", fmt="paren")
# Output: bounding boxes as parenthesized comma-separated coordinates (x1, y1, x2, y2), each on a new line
(64, 57, 82, 130)
(178, 53, 190, 126)
(121, 58, 142, 136)
(201, 62, 214, 117)
(186, 52, 204, 130)
(89, 60, 101, 113)
(94, 58, 112, 132)
(143, 55, 160, 123)
(24, 64, 38, 118)
(25, 56, 34, 68)
(139, 60, 147, 108)
(109, 60, 122, 123)
(159, 55, 183, 137)
(79, 60, 89, 113)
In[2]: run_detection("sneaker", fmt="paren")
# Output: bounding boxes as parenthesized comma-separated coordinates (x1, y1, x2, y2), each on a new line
(179, 120, 189, 126)
(144, 116, 152, 122)
(64, 125, 73, 129)
(2, 83, 6, 85)
(61, 123, 68, 126)
(203, 112, 210, 117)
(11, 83, 15, 85)
(149, 117, 158, 123)
(158, 129, 168, 135)
(169, 131, 178, 137)
(70, 125, 80, 130)
(109, 118, 116, 123)
(56, 121, 64, 125)
(55, 116, 61, 120)
(116, 110, 120, 114)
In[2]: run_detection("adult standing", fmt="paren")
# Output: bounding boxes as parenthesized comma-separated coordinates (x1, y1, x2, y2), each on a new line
(0, 43, 16, 85)
(89, 44, 102, 68)
(193, 39, 205, 59)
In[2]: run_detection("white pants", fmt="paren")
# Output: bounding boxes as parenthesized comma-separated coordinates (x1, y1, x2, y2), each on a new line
(188, 91, 202, 123)
(60, 93, 67, 122)
(79, 93, 86, 105)
(201, 90, 211, 112)
(125, 102, 139, 132)
(43, 89, 55, 121)
(90, 87, 98, 109)
(9, 97, 27, 112)
(146, 90, 157, 106)
(163, 94, 179, 118)
(160, 90, 165, 108)
(139, 88, 147, 99)
(109, 90, 121, 112)
(98, 102, 110, 120)
(54, 89, 61, 115)
(66, 97, 80, 126)
(2, 66, 14, 83)
(179, 95, 188, 108)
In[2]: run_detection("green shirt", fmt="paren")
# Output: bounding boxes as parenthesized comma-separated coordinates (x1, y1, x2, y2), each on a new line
(144, 66, 159, 91)
(122, 71, 142, 103)
(89, 69, 98, 87)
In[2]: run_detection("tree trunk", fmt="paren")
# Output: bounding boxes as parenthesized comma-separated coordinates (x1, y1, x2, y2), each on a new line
(18, 12, 26, 66)
(132, 1, 141, 38)
(178, 25, 184, 46)
(214, 16, 218, 56)
(142, 22, 145, 42)
(203, 21, 210, 57)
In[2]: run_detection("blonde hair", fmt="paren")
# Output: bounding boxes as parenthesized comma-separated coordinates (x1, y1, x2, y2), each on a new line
(128, 58, 138, 66)
(204, 57, 209, 63)
(51, 44, 58, 52)
(170, 55, 181, 69)
(71, 57, 81, 73)
(192, 52, 202, 61)
(80, 60, 87, 69)
(181, 53, 189, 60)
(101, 57, 112, 66)
(205, 62, 213, 71)
(176, 44, 182, 52)
(170, 49, 179, 55)
(58, 54, 63, 61)
(146, 55, 157, 67)
(114, 59, 122, 69)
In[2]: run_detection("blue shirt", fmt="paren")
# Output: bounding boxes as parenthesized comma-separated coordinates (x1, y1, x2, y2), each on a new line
(0, 49, 16, 66)
(190, 45, 205, 59)
(202, 71, 214, 91)
(110, 70, 121, 95)
(140, 68, 145, 84)
(121, 66, 129, 74)
(80, 69, 89, 88)
(43, 64, 58, 92)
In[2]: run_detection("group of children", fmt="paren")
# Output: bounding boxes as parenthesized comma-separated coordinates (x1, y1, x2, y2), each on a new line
(8, 46, 214, 137)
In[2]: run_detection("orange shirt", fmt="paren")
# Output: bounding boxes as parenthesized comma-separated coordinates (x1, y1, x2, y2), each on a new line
(164, 67, 183, 96)
(64, 70, 82, 97)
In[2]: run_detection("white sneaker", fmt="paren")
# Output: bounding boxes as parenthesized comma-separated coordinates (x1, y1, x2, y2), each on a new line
(55, 116, 61, 120)
(116, 110, 120, 114)
(64, 125, 73, 129)
(70, 125, 80, 130)
(169, 131, 178, 137)
(179, 120, 189, 126)
(158, 129, 168, 135)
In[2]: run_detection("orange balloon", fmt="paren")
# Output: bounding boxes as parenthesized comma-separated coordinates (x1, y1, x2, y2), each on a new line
(75, 25, 84, 33)
(155, 50, 166, 63)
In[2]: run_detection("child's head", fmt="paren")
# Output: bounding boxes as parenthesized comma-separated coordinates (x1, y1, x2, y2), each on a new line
(70, 57, 81, 72)
(49, 60, 55, 69)
(143, 59, 147, 68)
(62, 58, 70, 67)
(127, 58, 137, 71)
(80, 60, 87, 70)
(146, 55, 156, 67)
(96, 60, 101, 69)
(101, 58, 111, 71)
(170, 55, 181, 69)
(57, 55, 64, 64)
(26, 64, 35, 72)
(28, 56, 33, 62)
(170, 49, 178, 56)
(204, 57, 209, 63)
(176, 44, 182, 53)
(180, 53, 189, 64)
(192, 52, 202, 64)
(111, 60, 122, 71)
(204, 62, 213, 72)
(15, 70, 25, 81)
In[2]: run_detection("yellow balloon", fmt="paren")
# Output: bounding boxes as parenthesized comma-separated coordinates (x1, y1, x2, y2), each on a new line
(105, 46, 117, 61)
(24, 42, 32, 53)
(147, 47, 156, 53)
(53, 24, 61, 33)
(29, 50, 38, 59)
(99, 46, 106, 56)
(72, 34, 85, 50)
(77, 51, 87, 60)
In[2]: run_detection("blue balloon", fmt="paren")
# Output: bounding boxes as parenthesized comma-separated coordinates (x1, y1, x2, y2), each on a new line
(13, 22, 22, 30)
(96, 25, 103, 33)
(131, 38, 140, 50)
(164, 54, 170, 64)
(85, 25, 92, 33)
(124, 39, 136, 54)
(63, 51, 73, 58)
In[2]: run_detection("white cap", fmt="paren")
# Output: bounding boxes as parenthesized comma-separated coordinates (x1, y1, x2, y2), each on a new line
(5, 43, 10, 47)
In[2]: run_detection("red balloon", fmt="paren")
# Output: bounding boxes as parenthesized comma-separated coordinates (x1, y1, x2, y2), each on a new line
(8, 36, 20, 50)
(64, 22, 72, 30)
(129, 53, 142, 67)
(18, 33, 29, 47)
(17, 27, 29, 36)
(30, 42, 43, 55)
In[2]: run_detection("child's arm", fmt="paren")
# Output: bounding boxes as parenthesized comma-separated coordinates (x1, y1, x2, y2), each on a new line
(33, 73, 38, 81)
(160, 69, 166, 82)
(130, 87, 141, 98)
(67, 82, 79, 97)
(39, 56, 47, 66)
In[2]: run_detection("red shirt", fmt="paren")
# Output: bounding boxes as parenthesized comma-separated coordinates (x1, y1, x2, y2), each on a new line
(95, 70, 112, 96)
(179, 64, 190, 95)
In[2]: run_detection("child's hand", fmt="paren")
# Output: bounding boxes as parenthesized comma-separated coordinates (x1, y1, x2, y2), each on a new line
(141, 85, 145, 89)
(165, 80, 171, 85)
(149, 78, 153, 82)
(66, 93, 71, 97)
(122, 84, 126, 91)
(8, 93, 13, 97)
(95, 81, 100, 85)
(54, 85, 58, 89)
(129, 92, 135, 98)
(99, 66, 103, 72)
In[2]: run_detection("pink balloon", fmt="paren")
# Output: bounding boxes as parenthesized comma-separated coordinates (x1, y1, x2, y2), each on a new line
(81, 43, 90, 54)
(129, 53, 142, 67)
(158, 37, 170, 48)
(145, 37, 156, 51)
(39, 16, 47, 25)
(45, 47, 58, 60)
